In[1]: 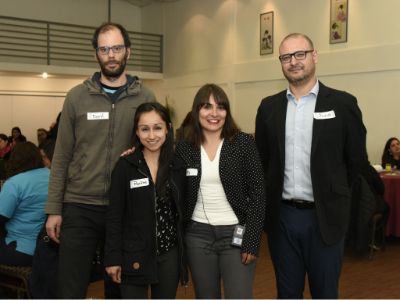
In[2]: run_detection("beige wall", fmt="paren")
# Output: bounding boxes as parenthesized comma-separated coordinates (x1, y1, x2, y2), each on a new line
(0, 75, 82, 143)
(0, 0, 399, 163)
(0, 0, 142, 30)
(158, 0, 400, 164)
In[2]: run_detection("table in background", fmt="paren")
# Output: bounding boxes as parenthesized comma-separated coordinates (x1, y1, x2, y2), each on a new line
(380, 172, 400, 237)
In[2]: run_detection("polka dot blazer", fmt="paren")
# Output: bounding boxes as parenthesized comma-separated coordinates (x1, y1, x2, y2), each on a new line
(175, 132, 266, 255)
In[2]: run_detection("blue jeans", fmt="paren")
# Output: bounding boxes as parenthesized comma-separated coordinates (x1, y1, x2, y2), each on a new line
(185, 221, 256, 299)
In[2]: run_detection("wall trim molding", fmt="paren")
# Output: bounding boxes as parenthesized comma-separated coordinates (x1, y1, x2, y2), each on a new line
(0, 91, 66, 97)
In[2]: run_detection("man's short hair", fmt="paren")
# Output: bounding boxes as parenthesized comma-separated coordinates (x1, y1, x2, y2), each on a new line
(280, 33, 314, 50)
(91, 22, 131, 49)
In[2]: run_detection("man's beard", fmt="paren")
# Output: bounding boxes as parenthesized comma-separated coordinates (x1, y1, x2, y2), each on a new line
(283, 64, 315, 87)
(97, 52, 128, 79)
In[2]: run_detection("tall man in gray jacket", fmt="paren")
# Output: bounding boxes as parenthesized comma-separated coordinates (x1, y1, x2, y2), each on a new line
(45, 22, 156, 298)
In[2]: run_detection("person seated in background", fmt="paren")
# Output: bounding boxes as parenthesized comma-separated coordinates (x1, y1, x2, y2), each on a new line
(359, 162, 388, 219)
(39, 139, 55, 168)
(9, 127, 26, 146)
(0, 134, 11, 182)
(347, 162, 389, 255)
(381, 137, 400, 170)
(0, 134, 11, 160)
(0, 142, 50, 266)
(37, 128, 49, 146)
(47, 112, 61, 141)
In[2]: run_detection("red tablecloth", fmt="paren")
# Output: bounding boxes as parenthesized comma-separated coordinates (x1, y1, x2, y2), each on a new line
(380, 172, 400, 237)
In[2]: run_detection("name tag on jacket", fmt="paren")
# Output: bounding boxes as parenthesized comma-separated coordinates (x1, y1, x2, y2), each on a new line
(130, 178, 149, 189)
(313, 110, 335, 120)
(186, 168, 198, 176)
(87, 112, 109, 120)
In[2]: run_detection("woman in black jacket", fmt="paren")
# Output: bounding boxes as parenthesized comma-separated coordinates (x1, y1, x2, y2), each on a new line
(104, 102, 187, 299)
(175, 84, 266, 299)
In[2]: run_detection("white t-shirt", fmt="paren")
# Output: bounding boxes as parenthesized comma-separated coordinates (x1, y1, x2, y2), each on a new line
(192, 140, 239, 225)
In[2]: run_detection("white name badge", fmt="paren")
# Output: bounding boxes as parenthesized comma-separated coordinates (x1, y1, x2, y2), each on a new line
(130, 178, 149, 189)
(313, 110, 336, 120)
(87, 112, 109, 120)
(186, 168, 198, 176)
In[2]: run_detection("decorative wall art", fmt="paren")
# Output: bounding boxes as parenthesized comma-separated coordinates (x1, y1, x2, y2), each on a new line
(330, 0, 348, 44)
(260, 11, 274, 55)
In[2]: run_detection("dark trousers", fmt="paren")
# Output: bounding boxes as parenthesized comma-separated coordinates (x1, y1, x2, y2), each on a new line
(120, 246, 179, 299)
(185, 221, 256, 299)
(268, 204, 344, 299)
(0, 237, 32, 266)
(57, 203, 120, 299)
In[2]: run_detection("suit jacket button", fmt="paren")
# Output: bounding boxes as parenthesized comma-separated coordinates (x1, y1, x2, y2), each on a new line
(133, 262, 140, 270)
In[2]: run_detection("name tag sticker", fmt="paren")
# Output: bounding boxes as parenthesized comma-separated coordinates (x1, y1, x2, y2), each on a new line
(186, 168, 198, 176)
(130, 178, 149, 189)
(87, 112, 109, 120)
(313, 111, 335, 120)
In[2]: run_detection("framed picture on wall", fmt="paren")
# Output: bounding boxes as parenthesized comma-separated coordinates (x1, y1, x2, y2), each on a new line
(330, 0, 348, 44)
(260, 11, 273, 55)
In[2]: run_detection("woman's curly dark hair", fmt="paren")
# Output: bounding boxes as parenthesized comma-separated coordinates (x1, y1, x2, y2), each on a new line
(6, 141, 44, 178)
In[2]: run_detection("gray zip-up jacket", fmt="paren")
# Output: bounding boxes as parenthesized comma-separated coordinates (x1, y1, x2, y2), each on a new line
(45, 73, 156, 215)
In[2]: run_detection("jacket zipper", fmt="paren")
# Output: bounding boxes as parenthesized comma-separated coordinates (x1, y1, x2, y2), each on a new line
(138, 167, 159, 257)
(170, 177, 188, 287)
(104, 102, 116, 198)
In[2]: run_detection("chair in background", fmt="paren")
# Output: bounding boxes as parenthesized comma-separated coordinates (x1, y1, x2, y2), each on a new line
(0, 264, 32, 298)
(369, 212, 388, 259)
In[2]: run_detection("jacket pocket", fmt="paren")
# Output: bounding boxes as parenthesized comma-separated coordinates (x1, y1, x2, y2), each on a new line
(121, 240, 146, 275)
(67, 154, 85, 181)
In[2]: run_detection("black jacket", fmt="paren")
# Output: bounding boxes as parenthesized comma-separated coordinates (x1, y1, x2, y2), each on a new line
(104, 150, 187, 285)
(175, 132, 266, 256)
(255, 82, 370, 245)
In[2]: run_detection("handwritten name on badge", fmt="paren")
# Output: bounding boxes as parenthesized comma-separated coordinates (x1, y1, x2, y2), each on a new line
(313, 110, 336, 120)
(130, 178, 149, 189)
(186, 168, 198, 176)
(87, 112, 109, 120)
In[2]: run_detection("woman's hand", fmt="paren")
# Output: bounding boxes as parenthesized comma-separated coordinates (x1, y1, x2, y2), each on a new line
(241, 252, 257, 265)
(106, 266, 122, 283)
(120, 146, 136, 157)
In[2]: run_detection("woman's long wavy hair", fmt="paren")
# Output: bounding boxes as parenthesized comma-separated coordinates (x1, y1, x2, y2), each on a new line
(132, 102, 174, 197)
(6, 141, 44, 178)
(381, 137, 400, 166)
(183, 83, 240, 146)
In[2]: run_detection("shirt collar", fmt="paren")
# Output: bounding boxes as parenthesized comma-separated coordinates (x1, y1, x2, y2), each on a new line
(286, 80, 320, 101)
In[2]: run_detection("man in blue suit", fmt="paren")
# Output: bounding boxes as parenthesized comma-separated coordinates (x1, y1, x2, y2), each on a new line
(255, 33, 369, 298)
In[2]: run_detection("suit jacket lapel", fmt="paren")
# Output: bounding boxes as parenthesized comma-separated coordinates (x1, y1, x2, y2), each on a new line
(276, 94, 288, 166)
(311, 82, 331, 157)
(219, 138, 231, 175)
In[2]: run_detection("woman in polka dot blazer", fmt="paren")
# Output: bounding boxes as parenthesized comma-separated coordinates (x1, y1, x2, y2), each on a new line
(175, 83, 266, 299)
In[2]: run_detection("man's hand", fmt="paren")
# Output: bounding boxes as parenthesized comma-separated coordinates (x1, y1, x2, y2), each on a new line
(46, 214, 62, 243)
(106, 266, 122, 283)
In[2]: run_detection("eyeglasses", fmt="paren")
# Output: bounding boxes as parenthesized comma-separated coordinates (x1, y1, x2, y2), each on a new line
(96, 44, 126, 55)
(279, 50, 314, 64)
